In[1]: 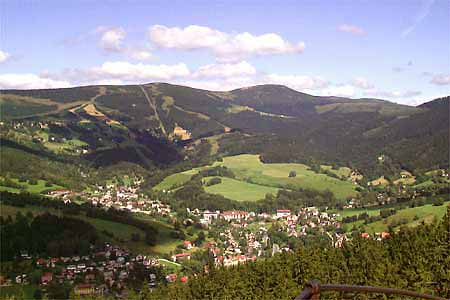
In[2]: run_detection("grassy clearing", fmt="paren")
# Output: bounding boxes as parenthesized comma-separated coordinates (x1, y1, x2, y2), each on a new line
(154, 154, 359, 200)
(0, 186, 21, 193)
(414, 180, 434, 188)
(0, 178, 64, 194)
(205, 134, 224, 156)
(154, 173, 193, 191)
(77, 215, 145, 240)
(203, 176, 279, 202)
(393, 177, 416, 185)
(158, 258, 182, 269)
(214, 155, 358, 199)
(335, 207, 382, 219)
(361, 202, 449, 233)
(136, 215, 182, 255)
(320, 165, 351, 178)
(33, 129, 88, 155)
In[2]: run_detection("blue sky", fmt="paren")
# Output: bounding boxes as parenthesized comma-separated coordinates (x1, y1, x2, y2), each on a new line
(0, 0, 448, 105)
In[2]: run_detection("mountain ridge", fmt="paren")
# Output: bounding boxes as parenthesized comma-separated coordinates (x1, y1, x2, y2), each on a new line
(0, 83, 448, 182)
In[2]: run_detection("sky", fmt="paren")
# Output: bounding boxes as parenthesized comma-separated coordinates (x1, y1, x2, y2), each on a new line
(0, 0, 448, 105)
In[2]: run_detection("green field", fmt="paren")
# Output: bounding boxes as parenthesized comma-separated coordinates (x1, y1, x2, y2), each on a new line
(77, 215, 145, 240)
(413, 180, 434, 188)
(158, 258, 182, 270)
(215, 155, 358, 199)
(36, 130, 88, 154)
(320, 165, 351, 178)
(0, 177, 64, 194)
(155, 154, 359, 200)
(136, 215, 183, 254)
(154, 172, 193, 191)
(335, 207, 382, 219)
(359, 202, 449, 233)
(203, 176, 279, 202)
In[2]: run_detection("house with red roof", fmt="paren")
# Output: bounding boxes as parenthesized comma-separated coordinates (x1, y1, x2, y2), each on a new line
(171, 253, 191, 262)
(276, 209, 291, 218)
(361, 232, 371, 239)
(183, 241, 193, 249)
(41, 272, 53, 285)
(165, 273, 177, 283)
(381, 232, 391, 239)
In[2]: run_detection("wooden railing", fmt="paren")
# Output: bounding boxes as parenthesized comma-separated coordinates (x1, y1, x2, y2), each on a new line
(296, 280, 448, 300)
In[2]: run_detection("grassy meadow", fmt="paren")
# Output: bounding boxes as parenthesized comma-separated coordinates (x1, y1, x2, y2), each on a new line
(154, 154, 359, 201)
(203, 176, 279, 202)
(362, 202, 449, 233)
(0, 178, 64, 194)
(340, 202, 450, 233)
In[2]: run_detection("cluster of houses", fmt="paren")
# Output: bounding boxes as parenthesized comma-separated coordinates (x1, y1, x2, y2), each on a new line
(169, 207, 345, 270)
(197, 207, 341, 238)
(361, 231, 391, 241)
(1, 120, 90, 154)
(83, 180, 172, 217)
(3, 244, 167, 296)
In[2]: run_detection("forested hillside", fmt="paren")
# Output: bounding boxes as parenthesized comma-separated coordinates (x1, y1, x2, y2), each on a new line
(1, 84, 448, 183)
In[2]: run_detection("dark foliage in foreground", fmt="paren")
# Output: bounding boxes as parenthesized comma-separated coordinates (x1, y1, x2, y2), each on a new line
(0, 191, 159, 247)
(0, 213, 97, 261)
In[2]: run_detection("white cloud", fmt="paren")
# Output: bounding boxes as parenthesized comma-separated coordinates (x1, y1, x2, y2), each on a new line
(149, 25, 305, 62)
(337, 24, 365, 35)
(319, 85, 356, 97)
(215, 32, 305, 61)
(364, 89, 422, 99)
(96, 26, 126, 52)
(0, 50, 10, 63)
(194, 61, 256, 78)
(149, 25, 227, 50)
(89, 61, 190, 81)
(95, 26, 154, 61)
(264, 74, 329, 91)
(0, 74, 71, 89)
(179, 77, 258, 91)
(43, 61, 191, 85)
(127, 50, 154, 61)
(430, 74, 450, 85)
(351, 77, 374, 89)
(93, 79, 126, 85)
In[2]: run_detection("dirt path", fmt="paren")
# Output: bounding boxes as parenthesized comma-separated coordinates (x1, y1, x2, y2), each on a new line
(139, 85, 167, 136)
(7, 86, 108, 120)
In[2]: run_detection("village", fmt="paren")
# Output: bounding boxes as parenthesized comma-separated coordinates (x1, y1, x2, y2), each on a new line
(0, 176, 395, 298)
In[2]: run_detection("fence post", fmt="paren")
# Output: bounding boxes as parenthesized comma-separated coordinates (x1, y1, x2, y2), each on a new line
(296, 280, 321, 300)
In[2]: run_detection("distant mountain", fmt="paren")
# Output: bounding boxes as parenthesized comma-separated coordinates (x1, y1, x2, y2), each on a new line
(0, 83, 448, 179)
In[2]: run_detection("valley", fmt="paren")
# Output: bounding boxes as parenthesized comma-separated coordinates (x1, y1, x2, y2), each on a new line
(0, 83, 449, 299)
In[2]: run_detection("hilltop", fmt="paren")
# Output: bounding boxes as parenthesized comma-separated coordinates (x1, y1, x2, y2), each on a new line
(0, 83, 448, 189)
